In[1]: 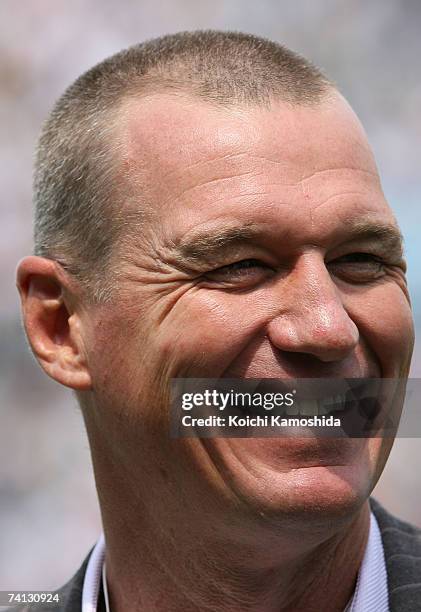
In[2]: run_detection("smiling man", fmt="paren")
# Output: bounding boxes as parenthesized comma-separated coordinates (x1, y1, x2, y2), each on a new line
(15, 31, 419, 612)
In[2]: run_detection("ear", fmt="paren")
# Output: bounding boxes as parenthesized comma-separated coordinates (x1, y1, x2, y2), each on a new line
(16, 256, 92, 390)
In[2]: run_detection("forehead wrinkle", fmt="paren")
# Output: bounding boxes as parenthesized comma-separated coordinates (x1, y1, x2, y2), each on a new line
(156, 151, 257, 186)
(156, 162, 382, 216)
(168, 169, 264, 207)
(308, 190, 380, 215)
(299, 166, 380, 183)
(121, 95, 381, 222)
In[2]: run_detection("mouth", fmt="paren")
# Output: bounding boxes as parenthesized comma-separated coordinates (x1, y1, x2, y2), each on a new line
(238, 379, 384, 421)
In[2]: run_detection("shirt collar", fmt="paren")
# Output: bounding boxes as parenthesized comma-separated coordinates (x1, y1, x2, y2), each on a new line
(82, 533, 105, 612)
(347, 511, 389, 611)
(81, 512, 389, 612)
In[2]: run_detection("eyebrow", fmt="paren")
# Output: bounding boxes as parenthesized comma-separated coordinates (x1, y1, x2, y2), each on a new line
(171, 218, 404, 266)
(174, 224, 263, 265)
(341, 219, 404, 259)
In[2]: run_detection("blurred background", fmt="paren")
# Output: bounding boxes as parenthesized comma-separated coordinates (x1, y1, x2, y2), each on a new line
(1, 0, 420, 591)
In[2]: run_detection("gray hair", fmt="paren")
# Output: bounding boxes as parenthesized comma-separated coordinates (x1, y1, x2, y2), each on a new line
(34, 30, 333, 302)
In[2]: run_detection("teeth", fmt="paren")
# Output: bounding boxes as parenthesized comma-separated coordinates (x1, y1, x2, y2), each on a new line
(335, 395, 347, 411)
(284, 395, 348, 416)
(285, 403, 299, 415)
(317, 403, 329, 415)
(319, 394, 346, 413)
(299, 399, 319, 416)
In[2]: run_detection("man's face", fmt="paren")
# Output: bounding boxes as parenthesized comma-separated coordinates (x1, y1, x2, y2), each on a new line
(84, 92, 414, 520)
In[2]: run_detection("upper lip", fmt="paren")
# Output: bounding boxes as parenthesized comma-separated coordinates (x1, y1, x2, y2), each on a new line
(254, 378, 373, 400)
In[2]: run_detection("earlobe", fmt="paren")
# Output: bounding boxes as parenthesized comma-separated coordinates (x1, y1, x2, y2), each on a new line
(16, 256, 92, 391)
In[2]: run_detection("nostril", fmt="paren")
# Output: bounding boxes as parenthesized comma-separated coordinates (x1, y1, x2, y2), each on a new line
(270, 348, 356, 378)
(267, 316, 359, 364)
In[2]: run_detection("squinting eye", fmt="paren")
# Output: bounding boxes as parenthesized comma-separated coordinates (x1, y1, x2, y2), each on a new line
(204, 259, 272, 285)
(335, 253, 380, 263)
(328, 253, 385, 281)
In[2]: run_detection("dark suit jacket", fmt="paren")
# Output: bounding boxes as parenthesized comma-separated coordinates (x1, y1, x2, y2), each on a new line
(8, 498, 421, 611)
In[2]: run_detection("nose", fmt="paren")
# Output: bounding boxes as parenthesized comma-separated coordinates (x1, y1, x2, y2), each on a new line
(266, 254, 359, 363)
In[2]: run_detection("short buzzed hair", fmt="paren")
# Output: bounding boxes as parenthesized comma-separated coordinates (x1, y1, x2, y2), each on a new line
(34, 30, 333, 302)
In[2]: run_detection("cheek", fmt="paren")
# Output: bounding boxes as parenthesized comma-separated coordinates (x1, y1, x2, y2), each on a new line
(347, 285, 414, 376)
(86, 304, 160, 405)
(154, 290, 271, 377)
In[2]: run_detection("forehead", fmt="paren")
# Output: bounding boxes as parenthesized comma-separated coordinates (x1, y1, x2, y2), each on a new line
(119, 91, 395, 239)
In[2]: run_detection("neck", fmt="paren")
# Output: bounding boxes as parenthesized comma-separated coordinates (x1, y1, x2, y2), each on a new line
(101, 488, 369, 612)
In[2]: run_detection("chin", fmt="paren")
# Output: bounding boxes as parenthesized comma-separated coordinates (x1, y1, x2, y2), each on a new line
(269, 464, 372, 520)
(205, 436, 381, 524)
